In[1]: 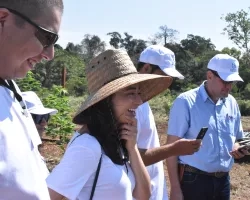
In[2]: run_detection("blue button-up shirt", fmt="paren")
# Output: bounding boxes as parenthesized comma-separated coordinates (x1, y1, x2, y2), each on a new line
(167, 82, 244, 172)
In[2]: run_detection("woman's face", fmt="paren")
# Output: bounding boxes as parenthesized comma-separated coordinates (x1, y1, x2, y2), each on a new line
(112, 84, 142, 124)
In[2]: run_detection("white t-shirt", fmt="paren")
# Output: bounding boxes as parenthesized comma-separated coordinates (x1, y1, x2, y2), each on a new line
(136, 102, 168, 200)
(46, 132, 136, 200)
(0, 83, 50, 200)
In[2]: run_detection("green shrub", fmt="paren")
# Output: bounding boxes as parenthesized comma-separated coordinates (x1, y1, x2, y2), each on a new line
(149, 90, 177, 123)
(242, 83, 250, 99)
(16, 71, 41, 91)
(38, 86, 74, 143)
(66, 77, 87, 97)
(238, 100, 250, 116)
(68, 95, 87, 115)
(17, 74, 75, 143)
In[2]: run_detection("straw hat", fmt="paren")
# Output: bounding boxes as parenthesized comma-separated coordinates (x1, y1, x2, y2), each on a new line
(73, 49, 173, 123)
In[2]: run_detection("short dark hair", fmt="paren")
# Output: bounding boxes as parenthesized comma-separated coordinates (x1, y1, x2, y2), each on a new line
(137, 61, 160, 73)
(0, 0, 64, 21)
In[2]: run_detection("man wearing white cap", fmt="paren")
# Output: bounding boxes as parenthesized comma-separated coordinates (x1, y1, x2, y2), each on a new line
(22, 91, 58, 139)
(136, 45, 202, 200)
(166, 54, 248, 200)
(22, 91, 58, 179)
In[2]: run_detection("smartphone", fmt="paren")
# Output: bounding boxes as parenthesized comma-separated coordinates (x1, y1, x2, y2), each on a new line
(196, 127, 208, 140)
(118, 139, 128, 162)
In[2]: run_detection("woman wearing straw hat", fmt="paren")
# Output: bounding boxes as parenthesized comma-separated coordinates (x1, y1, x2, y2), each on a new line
(46, 49, 173, 200)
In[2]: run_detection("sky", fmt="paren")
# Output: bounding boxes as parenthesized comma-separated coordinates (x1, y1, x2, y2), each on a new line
(57, 0, 250, 51)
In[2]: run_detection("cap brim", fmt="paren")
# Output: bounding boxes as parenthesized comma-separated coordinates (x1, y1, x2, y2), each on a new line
(160, 66, 185, 79)
(29, 107, 58, 115)
(73, 73, 173, 124)
(218, 72, 243, 82)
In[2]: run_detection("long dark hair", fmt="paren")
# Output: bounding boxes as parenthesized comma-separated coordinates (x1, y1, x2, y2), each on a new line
(74, 96, 128, 165)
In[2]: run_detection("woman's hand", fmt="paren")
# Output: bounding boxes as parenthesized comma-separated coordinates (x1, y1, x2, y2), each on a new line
(119, 116, 138, 152)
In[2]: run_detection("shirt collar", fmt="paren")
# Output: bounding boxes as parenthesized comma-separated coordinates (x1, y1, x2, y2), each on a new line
(199, 81, 226, 105)
(199, 81, 209, 102)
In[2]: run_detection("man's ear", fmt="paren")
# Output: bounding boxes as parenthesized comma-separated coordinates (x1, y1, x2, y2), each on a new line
(206, 71, 213, 81)
(0, 8, 10, 22)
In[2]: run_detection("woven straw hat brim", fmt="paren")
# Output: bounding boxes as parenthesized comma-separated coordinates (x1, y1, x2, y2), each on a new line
(73, 73, 172, 123)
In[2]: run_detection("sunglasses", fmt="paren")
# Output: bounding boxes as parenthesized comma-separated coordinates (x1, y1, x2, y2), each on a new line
(210, 70, 234, 85)
(31, 114, 50, 124)
(1, 7, 59, 48)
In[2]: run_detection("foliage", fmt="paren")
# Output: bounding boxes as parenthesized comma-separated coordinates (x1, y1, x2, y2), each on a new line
(107, 32, 147, 63)
(221, 47, 241, 59)
(16, 71, 41, 91)
(181, 34, 216, 56)
(242, 83, 250, 99)
(153, 25, 179, 46)
(238, 100, 250, 116)
(80, 34, 106, 63)
(32, 47, 85, 93)
(16, 75, 75, 144)
(65, 42, 82, 54)
(221, 7, 250, 52)
(107, 32, 122, 49)
(38, 86, 74, 143)
(149, 90, 178, 123)
(68, 95, 87, 114)
(66, 76, 87, 96)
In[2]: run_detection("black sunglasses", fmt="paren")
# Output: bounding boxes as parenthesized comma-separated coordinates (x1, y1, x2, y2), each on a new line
(210, 70, 234, 85)
(1, 7, 59, 48)
(31, 113, 50, 124)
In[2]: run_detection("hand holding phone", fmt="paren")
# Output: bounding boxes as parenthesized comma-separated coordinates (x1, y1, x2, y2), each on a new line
(196, 127, 208, 140)
(238, 144, 250, 155)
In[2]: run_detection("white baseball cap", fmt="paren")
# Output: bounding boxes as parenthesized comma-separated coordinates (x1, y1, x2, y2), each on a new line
(207, 54, 243, 82)
(22, 91, 58, 115)
(139, 45, 184, 79)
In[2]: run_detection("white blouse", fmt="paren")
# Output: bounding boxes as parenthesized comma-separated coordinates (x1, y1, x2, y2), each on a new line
(46, 132, 135, 200)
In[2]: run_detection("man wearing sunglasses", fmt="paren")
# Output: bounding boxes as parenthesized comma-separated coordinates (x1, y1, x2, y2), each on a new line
(22, 91, 58, 179)
(166, 54, 248, 200)
(0, 1, 63, 199)
(22, 91, 58, 140)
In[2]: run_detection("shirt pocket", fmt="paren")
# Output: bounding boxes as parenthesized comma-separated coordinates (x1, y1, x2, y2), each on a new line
(218, 114, 237, 138)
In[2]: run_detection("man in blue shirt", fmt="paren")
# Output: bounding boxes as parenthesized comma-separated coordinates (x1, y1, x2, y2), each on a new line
(166, 54, 248, 200)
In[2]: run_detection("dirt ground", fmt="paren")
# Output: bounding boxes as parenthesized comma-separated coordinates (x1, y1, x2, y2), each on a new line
(40, 122, 250, 200)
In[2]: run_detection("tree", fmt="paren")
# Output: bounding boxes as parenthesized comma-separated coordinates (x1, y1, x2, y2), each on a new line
(107, 32, 122, 49)
(65, 42, 83, 54)
(107, 32, 147, 63)
(181, 34, 216, 56)
(81, 34, 106, 62)
(121, 32, 147, 57)
(221, 7, 250, 52)
(221, 47, 241, 59)
(32, 47, 85, 89)
(152, 25, 179, 46)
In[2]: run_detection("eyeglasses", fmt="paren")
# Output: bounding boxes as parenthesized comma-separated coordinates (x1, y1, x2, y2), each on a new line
(31, 114, 50, 124)
(1, 7, 59, 48)
(210, 70, 234, 86)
